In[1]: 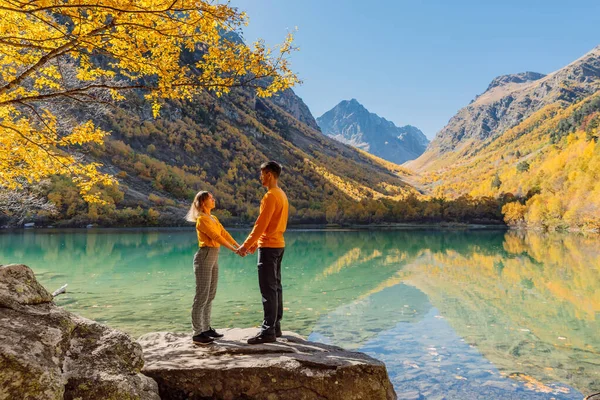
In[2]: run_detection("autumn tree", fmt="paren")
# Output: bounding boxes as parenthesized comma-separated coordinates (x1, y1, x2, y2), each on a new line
(0, 0, 299, 202)
(490, 173, 501, 190)
(501, 201, 526, 226)
(516, 160, 530, 173)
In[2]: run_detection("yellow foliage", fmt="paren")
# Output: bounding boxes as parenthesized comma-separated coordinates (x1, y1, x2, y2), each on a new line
(354, 148, 414, 176)
(419, 94, 600, 230)
(304, 158, 413, 201)
(0, 0, 299, 201)
(502, 201, 527, 226)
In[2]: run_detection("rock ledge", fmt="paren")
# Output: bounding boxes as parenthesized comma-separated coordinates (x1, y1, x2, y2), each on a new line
(139, 329, 397, 400)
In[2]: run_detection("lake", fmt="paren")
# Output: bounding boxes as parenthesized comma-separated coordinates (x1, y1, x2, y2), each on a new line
(1, 228, 598, 399)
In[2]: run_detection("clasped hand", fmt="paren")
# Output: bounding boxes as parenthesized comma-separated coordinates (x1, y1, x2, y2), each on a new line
(234, 244, 256, 257)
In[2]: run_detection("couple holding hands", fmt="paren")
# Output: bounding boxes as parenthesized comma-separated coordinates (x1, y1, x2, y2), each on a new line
(185, 161, 288, 345)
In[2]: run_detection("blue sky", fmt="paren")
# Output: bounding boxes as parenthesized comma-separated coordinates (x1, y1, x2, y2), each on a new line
(232, 0, 600, 139)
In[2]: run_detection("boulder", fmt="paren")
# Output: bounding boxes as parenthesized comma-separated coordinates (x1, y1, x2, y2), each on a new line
(139, 329, 397, 400)
(0, 263, 53, 308)
(0, 264, 160, 400)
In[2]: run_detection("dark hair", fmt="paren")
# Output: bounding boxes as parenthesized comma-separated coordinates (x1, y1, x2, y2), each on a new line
(185, 191, 211, 222)
(260, 161, 282, 178)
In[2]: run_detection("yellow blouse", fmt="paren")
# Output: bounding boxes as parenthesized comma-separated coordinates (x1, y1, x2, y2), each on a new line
(196, 214, 235, 248)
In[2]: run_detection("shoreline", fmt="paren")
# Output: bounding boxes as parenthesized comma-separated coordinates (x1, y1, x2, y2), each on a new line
(3, 224, 598, 234)
(0, 222, 509, 233)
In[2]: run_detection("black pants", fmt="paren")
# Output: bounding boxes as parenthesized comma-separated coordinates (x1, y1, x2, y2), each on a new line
(257, 247, 285, 335)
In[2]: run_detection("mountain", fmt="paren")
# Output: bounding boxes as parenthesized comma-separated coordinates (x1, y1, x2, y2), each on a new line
(408, 45, 600, 171)
(316, 99, 428, 164)
(29, 50, 419, 226)
(270, 88, 321, 131)
(484, 71, 546, 92)
(407, 46, 600, 230)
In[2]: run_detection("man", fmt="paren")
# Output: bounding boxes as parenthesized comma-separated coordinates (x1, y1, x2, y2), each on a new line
(237, 161, 289, 344)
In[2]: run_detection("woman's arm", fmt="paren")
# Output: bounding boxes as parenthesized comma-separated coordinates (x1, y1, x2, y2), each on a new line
(222, 228, 240, 248)
(214, 234, 238, 252)
(198, 217, 238, 252)
(214, 217, 240, 248)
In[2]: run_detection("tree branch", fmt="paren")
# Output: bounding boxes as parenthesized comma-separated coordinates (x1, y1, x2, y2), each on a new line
(0, 20, 116, 96)
(1, 0, 204, 15)
(0, 123, 73, 172)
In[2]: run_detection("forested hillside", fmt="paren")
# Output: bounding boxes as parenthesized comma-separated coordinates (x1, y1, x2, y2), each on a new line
(34, 77, 512, 228)
(419, 92, 600, 230)
(411, 46, 600, 231)
(409, 46, 600, 172)
(35, 84, 420, 226)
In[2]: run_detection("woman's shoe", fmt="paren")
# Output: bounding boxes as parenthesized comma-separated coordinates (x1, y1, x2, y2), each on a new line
(192, 332, 215, 345)
(204, 327, 224, 338)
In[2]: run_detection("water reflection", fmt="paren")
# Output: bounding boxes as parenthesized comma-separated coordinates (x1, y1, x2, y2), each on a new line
(0, 229, 598, 397)
(397, 231, 600, 397)
(311, 283, 431, 350)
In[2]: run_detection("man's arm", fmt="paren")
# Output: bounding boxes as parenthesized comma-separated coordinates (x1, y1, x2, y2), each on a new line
(247, 242, 259, 254)
(238, 194, 276, 254)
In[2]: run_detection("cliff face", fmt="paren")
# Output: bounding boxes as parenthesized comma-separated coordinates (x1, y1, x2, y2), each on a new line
(409, 46, 600, 171)
(270, 88, 322, 131)
(317, 99, 428, 164)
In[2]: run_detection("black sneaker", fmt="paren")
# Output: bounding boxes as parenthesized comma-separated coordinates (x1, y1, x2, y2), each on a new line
(247, 332, 276, 345)
(192, 332, 215, 345)
(204, 327, 224, 338)
(275, 323, 282, 338)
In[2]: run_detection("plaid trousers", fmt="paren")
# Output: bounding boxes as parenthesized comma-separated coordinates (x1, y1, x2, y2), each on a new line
(191, 247, 220, 335)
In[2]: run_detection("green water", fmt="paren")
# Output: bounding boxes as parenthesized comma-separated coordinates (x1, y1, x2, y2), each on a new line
(1, 229, 599, 399)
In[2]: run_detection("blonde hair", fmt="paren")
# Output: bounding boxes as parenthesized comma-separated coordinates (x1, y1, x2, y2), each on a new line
(185, 191, 211, 222)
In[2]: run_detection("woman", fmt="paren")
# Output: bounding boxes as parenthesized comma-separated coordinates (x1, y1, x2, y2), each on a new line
(185, 191, 239, 345)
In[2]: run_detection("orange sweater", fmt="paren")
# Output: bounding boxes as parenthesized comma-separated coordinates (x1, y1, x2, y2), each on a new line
(196, 214, 235, 248)
(243, 187, 288, 249)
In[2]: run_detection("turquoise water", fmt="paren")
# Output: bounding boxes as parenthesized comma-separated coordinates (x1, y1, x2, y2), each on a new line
(1, 229, 599, 398)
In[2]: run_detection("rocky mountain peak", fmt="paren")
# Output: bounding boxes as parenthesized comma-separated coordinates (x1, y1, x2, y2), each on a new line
(333, 98, 370, 116)
(485, 72, 546, 92)
(408, 45, 600, 171)
(317, 100, 428, 164)
(347, 98, 363, 107)
(555, 45, 600, 83)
